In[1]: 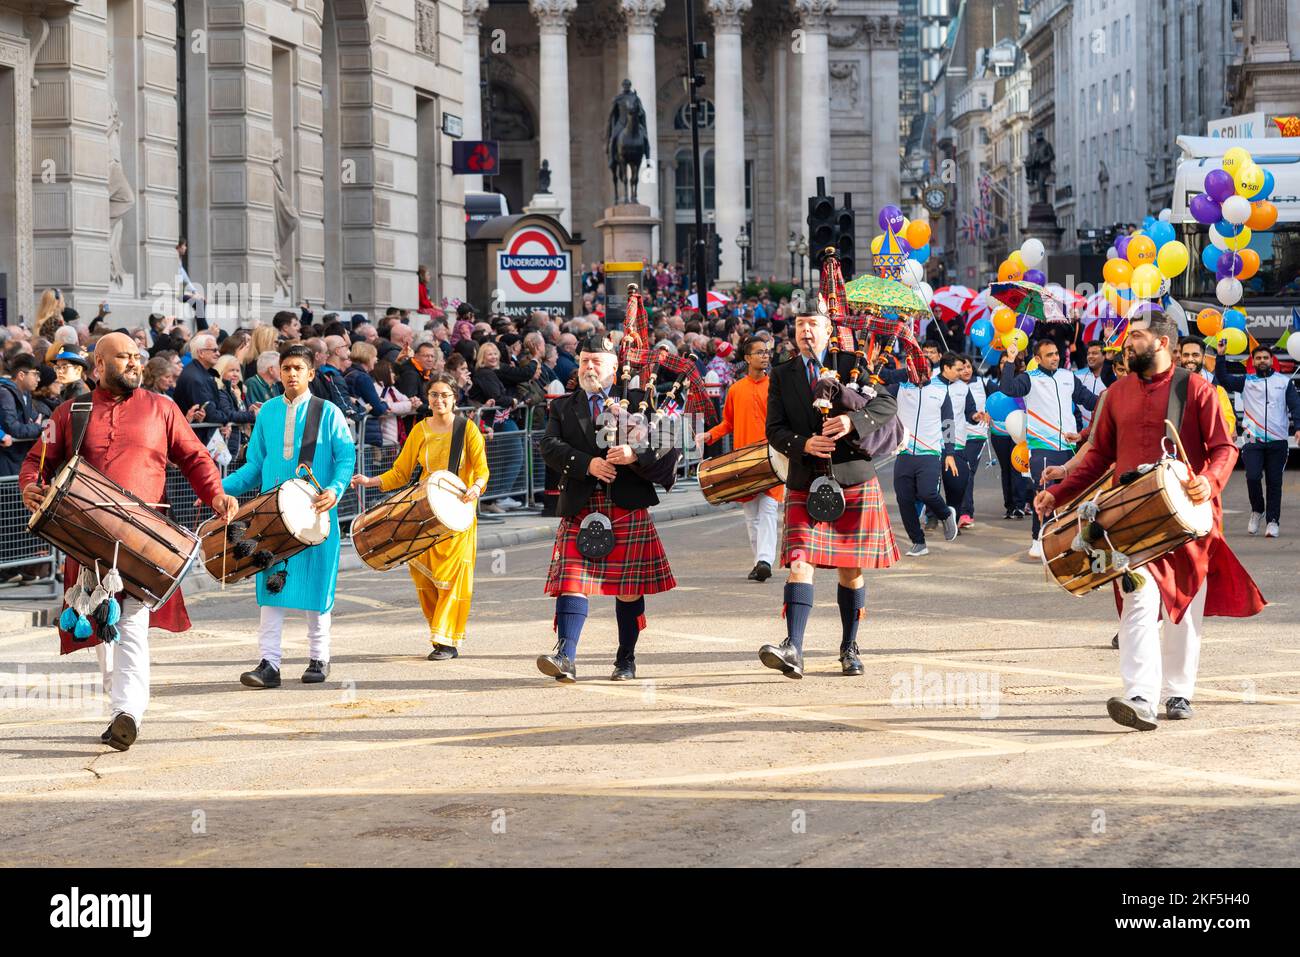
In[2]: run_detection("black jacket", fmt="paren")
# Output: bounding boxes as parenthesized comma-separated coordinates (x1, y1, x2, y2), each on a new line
(766, 350, 899, 492)
(540, 387, 673, 517)
(0, 378, 42, 475)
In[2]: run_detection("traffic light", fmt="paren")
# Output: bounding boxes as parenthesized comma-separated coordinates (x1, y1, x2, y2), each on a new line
(835, 196, 856, 279)
(807, 179, 836, 273)
(711, 230, 723, 276)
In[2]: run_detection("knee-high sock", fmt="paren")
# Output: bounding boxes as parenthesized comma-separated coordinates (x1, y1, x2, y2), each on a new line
(837, 584, 866, 650)
(783, 583, 814, 653)
(555, 595, 588, 660)
(615, 597, 645, 661)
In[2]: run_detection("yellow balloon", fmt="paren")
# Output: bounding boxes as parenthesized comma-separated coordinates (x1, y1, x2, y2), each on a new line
(1223, 225, 1252, 251)
(1222, 146, 1252, 176)
(1155, 240, 1190, 279)
(1103, 283, 1122, 310)
(1131, 263, 1163, 298)
(1002, 328, 1029, 352)
(1219, 327, 1248, 354)
(1007, 250, 1026, 272)
(1026, 358, 1039, 372)
(1235, 163, 1265, 197)
(871, 234, 885, 254)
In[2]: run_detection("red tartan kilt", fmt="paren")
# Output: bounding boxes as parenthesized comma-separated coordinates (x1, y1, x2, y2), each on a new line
(545, 489, 676, 596)
(781, 476, 900, 570)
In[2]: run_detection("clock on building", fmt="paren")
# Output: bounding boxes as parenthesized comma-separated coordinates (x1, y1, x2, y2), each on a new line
(923, 185, 948, 215)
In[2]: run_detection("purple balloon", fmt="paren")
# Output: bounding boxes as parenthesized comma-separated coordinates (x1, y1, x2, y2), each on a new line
(1190, 193, 1222, 226)
(1204, 169, 1236, 203)
(1216, 251, 1242, 280)
(896, 236, 912, 257)
(878, 205, 905, 232)
(1023, 268, 1046, 285)
(1114, 235, 1131, 259)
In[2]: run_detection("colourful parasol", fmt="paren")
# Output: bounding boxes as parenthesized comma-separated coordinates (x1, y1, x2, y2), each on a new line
(988, 280, 1068, 323)
(843, 273, 931, 320)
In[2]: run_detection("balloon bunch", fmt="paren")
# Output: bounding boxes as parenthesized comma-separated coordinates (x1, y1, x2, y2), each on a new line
(995, 238, 1047, 285)
(1189, 146, 1277, 352)
(870, 205, 933, 304)
(1192, 305, 1250, 357)
(1100, 212, 1191, 311)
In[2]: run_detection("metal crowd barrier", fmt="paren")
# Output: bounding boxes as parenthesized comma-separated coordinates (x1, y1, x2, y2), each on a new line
(0, 475, 59, 596)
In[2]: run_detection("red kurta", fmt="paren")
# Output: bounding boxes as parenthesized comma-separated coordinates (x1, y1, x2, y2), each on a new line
(1049, 365, 1265, 623)
(20, 388, 226, 653)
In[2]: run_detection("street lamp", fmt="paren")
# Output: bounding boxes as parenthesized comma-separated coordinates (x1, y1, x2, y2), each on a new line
(735, 226, 750, 286)
(787, 231, 797, 283)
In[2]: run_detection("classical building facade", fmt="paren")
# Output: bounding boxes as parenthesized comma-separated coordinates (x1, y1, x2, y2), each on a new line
(1229, 0, 1300, 122)
(0, 0, 467, 330)
(462, 0, 903, 289)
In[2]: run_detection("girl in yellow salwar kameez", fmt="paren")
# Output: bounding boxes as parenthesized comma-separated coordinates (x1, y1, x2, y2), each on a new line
(352, 373, 489, 660)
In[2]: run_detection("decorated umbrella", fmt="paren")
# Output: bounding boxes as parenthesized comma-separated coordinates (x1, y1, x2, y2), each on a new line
(963, 289, 993, 333)
(930, 285, 977, 322)
(686, 290, 733, 311)
(989, 280, 1068, 324)
(843, 273, 931, 321)
(1044, 283, 1085, 315)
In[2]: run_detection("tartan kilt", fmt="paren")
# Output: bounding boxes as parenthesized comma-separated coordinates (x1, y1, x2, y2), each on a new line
(780, 476, 900, 570)
(545, 488, 676, 596)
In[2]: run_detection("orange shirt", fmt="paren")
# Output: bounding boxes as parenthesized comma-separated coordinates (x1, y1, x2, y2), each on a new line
(705, 373, 783, 501)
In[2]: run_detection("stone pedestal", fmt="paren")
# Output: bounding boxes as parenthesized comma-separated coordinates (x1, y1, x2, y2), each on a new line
(593, 203, 660, 264)
(1023, 202, 1064, 255)
(523, 193, 566, 222)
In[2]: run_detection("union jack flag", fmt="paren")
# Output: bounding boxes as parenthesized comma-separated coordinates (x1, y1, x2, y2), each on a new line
(658, 396, 681, 417)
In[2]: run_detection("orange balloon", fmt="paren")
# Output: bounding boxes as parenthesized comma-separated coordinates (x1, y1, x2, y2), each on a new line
(1011, 442, 1030, 474)
(1007, 250, 1026, 272)
(1196, 308, 1223, 336)
(992, 306, 1017, 334)
(1246, 200, 1278, 231)
(997, 260, 1022, 282)
(1236, 247, 1260, 280)
(1103, 258, 1133, 287)
(1126, 235, 1157, 265)
(905, 220, 931, 249)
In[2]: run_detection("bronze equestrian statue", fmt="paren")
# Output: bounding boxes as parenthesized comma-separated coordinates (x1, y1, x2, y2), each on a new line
(607, 79, 650, 205)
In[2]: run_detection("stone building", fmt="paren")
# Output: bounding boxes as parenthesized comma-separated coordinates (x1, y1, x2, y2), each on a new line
(0, 0, 467, 330)
(1229, 0, 1300, 123)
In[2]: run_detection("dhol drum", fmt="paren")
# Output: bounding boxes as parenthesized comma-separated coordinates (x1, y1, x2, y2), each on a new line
(351, 470, 475, 571)
(1041, 457, 1213, 596)
(28, 456, 202, 609)
(698, 441, 785, 505)
(200, 479, 329, 584)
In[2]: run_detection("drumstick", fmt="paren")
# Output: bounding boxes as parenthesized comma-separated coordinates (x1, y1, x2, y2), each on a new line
(1163, 419, 1192, 469)
(295, 463, 325, 494)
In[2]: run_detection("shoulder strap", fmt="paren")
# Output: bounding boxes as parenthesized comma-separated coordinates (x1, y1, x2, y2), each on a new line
(296, 397, 326, 468)
(447, 414, 469, 475)
(1166, 365, 1190, 431)
(69, 401, 94, 457)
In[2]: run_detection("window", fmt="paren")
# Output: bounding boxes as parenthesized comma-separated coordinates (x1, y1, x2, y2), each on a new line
(1125, 14, 1131, 50)
(674, 149, 716, 213)
(1125, 68, 1132, 111)
(673, 99, 715, 131)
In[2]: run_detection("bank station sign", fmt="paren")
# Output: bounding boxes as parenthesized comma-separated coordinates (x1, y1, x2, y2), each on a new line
(486, 217, 578, 317)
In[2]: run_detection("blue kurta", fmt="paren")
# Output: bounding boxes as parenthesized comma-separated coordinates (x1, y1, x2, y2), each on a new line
(222, 394, 356, 612)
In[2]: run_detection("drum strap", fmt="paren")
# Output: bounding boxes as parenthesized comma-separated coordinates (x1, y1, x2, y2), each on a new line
(69, 401, 94, 457)
(1166, 366, 1190, 433)
(446, 414, 469, 476)
(296, 397, 326, 469)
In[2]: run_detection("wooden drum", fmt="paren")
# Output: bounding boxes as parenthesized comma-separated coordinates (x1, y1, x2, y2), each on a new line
(698, 441, 784, 505)
(200, 479, 329, 584)
(351, 470, 475, 571)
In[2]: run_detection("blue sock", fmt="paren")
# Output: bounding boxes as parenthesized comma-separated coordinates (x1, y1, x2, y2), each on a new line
(783, 583, 814, 653)
(838, 584, 866, 650)
(615, 597, 645, 661)
(555, 595, 588, 660)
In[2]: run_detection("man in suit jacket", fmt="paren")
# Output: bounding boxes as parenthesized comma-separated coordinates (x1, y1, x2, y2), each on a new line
(537, 335, 677, 683)
(761, 309, 901, 679)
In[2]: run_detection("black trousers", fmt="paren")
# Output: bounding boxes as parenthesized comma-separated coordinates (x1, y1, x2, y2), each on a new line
(894, 453, 948, 545)
(1242, 440, 1288, 524)
(990, 434, 1032, 512)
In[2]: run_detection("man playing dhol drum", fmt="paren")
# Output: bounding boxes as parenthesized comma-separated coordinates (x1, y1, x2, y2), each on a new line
(20, 333, 239, 752)
(1034, 311, 1265, 731)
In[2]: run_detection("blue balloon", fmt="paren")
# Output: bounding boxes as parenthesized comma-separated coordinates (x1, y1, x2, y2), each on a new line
(1143, 215, 1157, 229)
(968, 318, 995, 349)
(1255, 168, 1275, 201)
(985, 390, 1022, 424)
(1147, 221, 1176, 248)
(1201, 245, 1222, 273)
(1214, 219, 1242, 238)
(911, 243, 931, 264)
(1222, 309, 1247, 331)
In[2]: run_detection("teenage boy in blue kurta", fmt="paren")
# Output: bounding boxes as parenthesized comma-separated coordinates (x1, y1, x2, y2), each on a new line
(224, 344, 356, 687)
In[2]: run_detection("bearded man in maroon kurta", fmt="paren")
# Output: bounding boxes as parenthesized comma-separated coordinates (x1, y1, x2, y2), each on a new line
(1035, 312, 1265, 732)
(20, 333, 239, 752)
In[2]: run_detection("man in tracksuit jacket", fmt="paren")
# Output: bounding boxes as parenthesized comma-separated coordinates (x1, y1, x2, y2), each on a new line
(998, 337, 1100, 557)
(1215, 344, 1300, 538)
(888, 364, 960, 557)
(932, 354, 979, 526)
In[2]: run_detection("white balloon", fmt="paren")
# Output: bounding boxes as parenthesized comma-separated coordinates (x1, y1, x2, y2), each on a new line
(1106, 247, 1118, 260)
(900, 259, 925, 286)
(1222, 195, 1252, 226)
(1159, 208, 1173, 222)
(1020, 238, 1046, 269)
(1217, 277, 1243, 306)
(1005, 409, 1028, 445)
(917, 281, 934, 305)
(1166, 298, 1188, 335)
(1208, 225, 1229, 251)
(1288, 336, 1300, 363)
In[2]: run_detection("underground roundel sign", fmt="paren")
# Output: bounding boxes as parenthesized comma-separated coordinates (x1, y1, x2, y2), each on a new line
(496, 223, 572, 313)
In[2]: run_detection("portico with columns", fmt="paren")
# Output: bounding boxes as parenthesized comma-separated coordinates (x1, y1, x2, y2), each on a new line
(469, 0, 902, 292)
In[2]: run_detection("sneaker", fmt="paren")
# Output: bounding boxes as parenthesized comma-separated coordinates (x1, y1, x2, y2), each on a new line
(499, 497, 524, 510)
(480, 501, 504, 514)
(1266, 522, 1280, 538)
(924, 516, 939, 531)
(1247, 512, 1263, 535)
(1011, 508, 1026, 519)
(958, 514, 974, 529)
(1028, 539, 1043, 559)
(1003, 509, 1015, 520)
(942, 507, 959, 542)
(905, 543, 929, 557)
(1164, 697, 1194, 720)
(1106, 695, 1159, 732)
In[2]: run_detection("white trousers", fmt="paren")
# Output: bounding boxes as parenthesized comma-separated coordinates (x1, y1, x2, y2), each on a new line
(1117, 575, 1207, 705)
(742, 495, 780, 566)
(257, 606, 331, 669)
(95, 598, 151, 725)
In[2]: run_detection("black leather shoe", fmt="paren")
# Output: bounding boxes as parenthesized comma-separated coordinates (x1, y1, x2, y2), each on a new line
(537, 652, 577, 683)
(302, 659, 330, 684)
(752, 561, 772, 582)
(839, 641, 864, 676)
(1111, 633, 1120, 649)
(105, 712, 137, 752)
(610, 657, 636, 681)
(758, 639, 803, 679)
(240, 659, 282, 689)
(1106, 695, 1158, 731)
(1004, 508, 1015, 520)
(427, 644, 459, 660)
(100, 724, 112, 745)
(1165, 697, 1194, 720)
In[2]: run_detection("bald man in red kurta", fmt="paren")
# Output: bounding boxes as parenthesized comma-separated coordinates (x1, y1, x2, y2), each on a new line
(1039, 317, 1265, 731)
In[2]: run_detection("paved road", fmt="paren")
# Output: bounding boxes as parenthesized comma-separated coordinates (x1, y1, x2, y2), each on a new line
(1, 463, 1297, 867)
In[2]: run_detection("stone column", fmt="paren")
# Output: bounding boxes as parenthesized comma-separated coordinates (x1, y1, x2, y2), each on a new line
(708, 0, 751, 289)
(530, 0, 576, 231)
(620, 0, 664, 230)
(463, 0, 487, 194)
(868, 15, 901, 220)
(132, 0, 182, 307)
(792, 0, 835, 216)
(294, 15, 326, 307)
